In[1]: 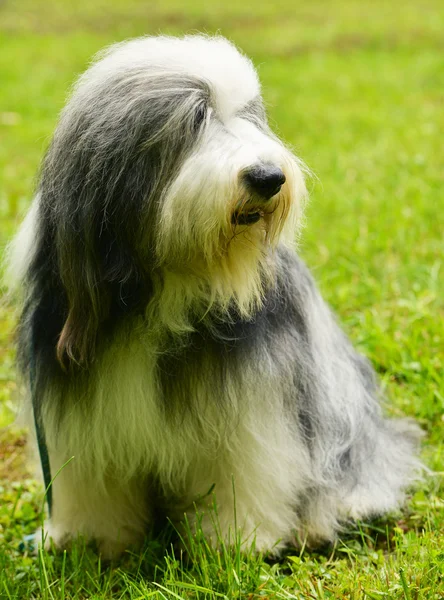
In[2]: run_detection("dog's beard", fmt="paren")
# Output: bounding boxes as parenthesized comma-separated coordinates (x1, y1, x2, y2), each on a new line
(148, 166, 302, 339)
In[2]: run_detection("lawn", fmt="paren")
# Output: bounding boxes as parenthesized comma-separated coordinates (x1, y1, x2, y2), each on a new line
(1, 0, 443, 598)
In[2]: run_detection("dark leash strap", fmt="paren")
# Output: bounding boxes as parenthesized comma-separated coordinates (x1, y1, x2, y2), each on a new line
(19, 341, 53, 553)
(30, 337, 53, 517)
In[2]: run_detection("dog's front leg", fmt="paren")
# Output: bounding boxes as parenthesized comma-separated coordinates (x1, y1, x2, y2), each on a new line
(178, 435, 302, 556)
(37, 455, 151, 559)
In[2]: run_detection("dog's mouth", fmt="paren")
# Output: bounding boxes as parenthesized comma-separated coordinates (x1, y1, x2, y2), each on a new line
(231, 210, 262, 226)
(231, 198, 277, 226)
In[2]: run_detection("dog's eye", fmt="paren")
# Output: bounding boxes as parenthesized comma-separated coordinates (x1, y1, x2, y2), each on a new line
(193, 104, 207, 132)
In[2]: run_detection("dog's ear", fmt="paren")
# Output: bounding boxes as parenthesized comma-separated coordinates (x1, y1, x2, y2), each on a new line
(22, 196, 148, 372)
(55, 235, 111, 368)
(54, 216, 150, 368)
(39, 122, 157, 369)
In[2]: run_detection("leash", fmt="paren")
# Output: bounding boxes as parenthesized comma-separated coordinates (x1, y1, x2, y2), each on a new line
(29, 336, 53, 517)
(18, 340, 53, 553)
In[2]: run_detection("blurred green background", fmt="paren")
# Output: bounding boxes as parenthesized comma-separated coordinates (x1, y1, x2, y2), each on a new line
(0, 1, 443, 597)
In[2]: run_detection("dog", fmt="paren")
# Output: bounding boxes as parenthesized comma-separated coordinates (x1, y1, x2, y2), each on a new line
(7, 35, 421, 558)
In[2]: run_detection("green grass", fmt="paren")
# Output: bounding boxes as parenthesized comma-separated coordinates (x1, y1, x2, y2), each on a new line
(1, 0, 443, 597)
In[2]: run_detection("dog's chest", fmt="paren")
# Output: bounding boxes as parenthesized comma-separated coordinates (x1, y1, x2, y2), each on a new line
(79, 324, 282, 484)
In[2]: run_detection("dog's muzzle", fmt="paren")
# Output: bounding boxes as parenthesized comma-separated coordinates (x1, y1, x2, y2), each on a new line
(232, 164, 286, 225)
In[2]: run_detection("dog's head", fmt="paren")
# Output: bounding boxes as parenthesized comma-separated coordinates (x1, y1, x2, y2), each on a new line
(22, 36, 307, 365)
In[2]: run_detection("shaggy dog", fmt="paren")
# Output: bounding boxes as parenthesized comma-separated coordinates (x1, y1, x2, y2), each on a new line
(8, 35, 421, 558)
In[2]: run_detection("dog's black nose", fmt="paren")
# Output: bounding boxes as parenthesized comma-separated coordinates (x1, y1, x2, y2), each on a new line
(244, 164, 286, 200)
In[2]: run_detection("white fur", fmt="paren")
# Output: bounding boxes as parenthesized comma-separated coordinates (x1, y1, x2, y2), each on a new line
(83, 36, 260, 120)
(4, 193, 40, 292)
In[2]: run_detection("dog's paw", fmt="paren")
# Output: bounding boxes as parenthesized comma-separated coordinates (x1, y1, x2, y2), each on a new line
(19, 522, 72, 555)
(96, 537, 134, 560)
